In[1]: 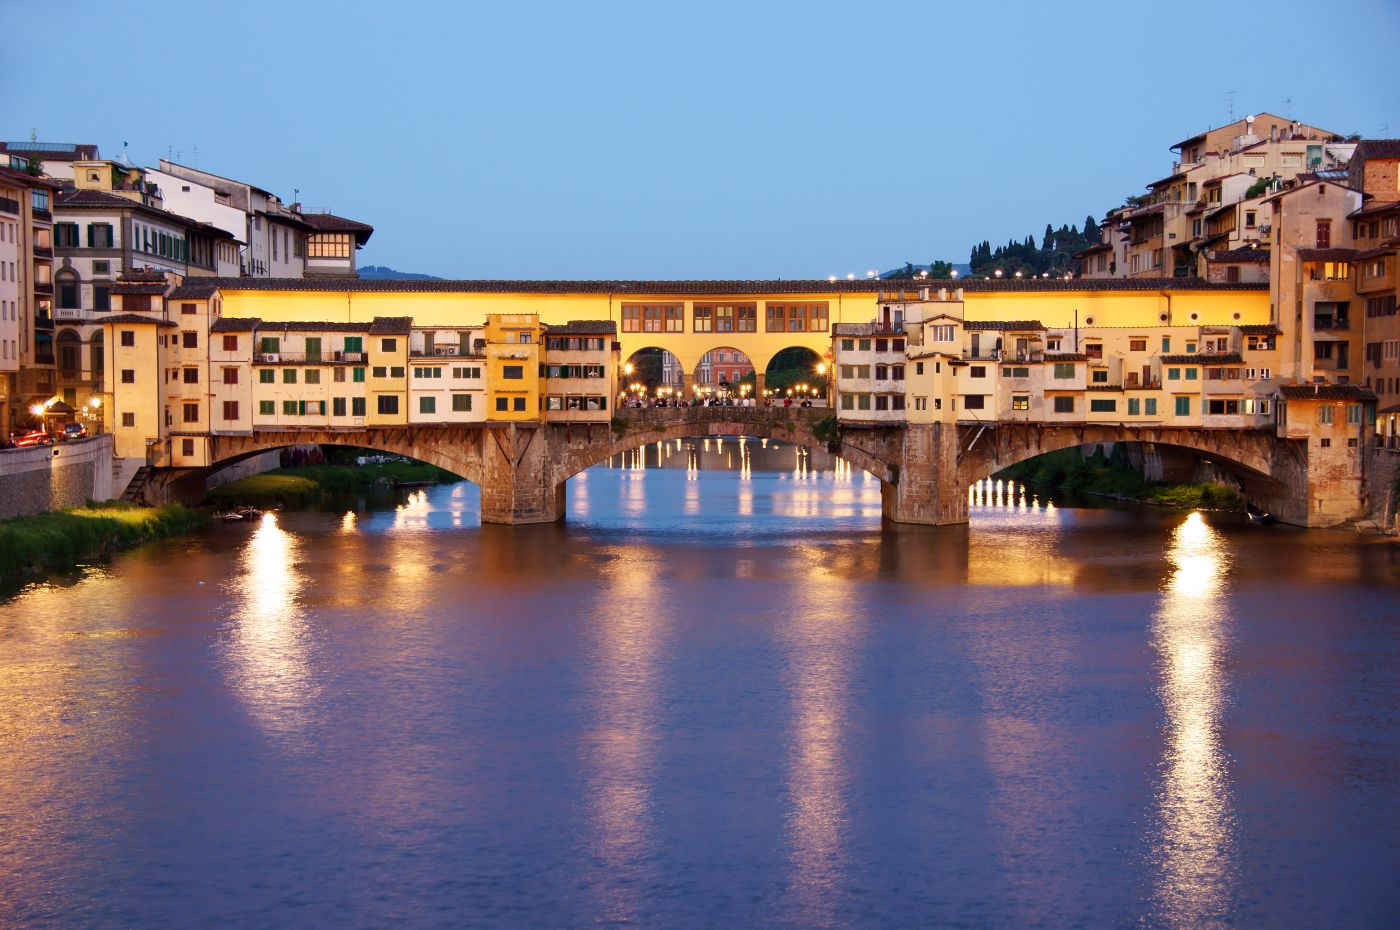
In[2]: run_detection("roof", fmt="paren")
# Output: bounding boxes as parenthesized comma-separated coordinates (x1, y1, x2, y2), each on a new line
(1147, 171, 1186, 189)
(1348, 199, 1400, 219)
(1044, 353, 1087, 362)
(545, 320, 617, 334)
(260, 321, 371, 333)
(101, 313, 177, 326)
(368, 316, 412, 335)
(832, 323, 902, 336)
(190, 276, 1269, 295)
(1295, 248, 1358, 262)
(168, 281, 222, 299)
(963, 320, 1044, 331)
(0, 142, 100, 162)
(0, 165, 64, 191)
(1162, 353, 1244, 364)
(1074, 243, 1113, 257)
(111, 282, 168, 296)
(57, 188, 199, 228)
(1238, 324, 1282, 335)
(209, 317, 262, 332)
(123, 270, 168, 282)
(1279, 384, 1377, 402)
(300, 212, 374, 245)
(1207, 247, 1270, 263)
(1352, 140, 1400, 161)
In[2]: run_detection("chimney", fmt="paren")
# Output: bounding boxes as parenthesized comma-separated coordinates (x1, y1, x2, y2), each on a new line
(918, 285, 930, 301)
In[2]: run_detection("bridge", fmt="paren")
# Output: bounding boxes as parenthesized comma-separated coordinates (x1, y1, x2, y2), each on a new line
(146, 407, 1322, 526)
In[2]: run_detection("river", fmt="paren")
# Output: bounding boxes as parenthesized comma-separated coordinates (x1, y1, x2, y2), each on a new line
(1, 438, 1397, 929)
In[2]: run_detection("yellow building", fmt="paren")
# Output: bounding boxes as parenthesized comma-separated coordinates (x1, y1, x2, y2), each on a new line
(484, 313, 542, 421)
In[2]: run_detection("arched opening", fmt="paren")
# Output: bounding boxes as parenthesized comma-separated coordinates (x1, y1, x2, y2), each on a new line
(89, 331, 104, 384)
(56, 329, 81, 379)
(763, 346, 828, 405)
(693, 347, 755, 401)
(621, 347, 684, 400)
(55, 269, 79, 311)
(978, 439, 1286, 519)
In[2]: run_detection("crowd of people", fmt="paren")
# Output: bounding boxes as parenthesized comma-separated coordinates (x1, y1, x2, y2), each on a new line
(619, 393, 822, 409)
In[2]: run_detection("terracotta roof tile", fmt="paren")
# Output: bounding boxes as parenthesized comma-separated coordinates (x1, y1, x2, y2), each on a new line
(963, 319, 1044, 331)
(544, 320, 617, 334)
(101, 313, 177, 326)
(368, 316, 412, 335)
(210, 317, 262, 332)
(1279, 384, 1377, 401)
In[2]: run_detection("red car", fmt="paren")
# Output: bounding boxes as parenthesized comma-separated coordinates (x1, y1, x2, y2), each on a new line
(11, 429, 54, 448)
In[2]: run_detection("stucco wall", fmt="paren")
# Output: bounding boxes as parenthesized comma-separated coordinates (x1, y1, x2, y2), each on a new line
(0, 433, 114, 519)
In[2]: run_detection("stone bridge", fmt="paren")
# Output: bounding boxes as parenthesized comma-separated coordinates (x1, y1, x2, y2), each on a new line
(167, 408, 1327, 526)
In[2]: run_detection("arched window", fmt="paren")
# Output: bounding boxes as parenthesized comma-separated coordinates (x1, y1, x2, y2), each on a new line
(89, 330, 104, 381)
(56, 270, 80, 310)
(57, 329, 82, 376)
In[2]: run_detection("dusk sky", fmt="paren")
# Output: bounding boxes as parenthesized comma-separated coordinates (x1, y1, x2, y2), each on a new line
(10, 0, 1398, 279)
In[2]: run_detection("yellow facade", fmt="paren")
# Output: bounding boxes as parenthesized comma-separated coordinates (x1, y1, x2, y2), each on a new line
(104, 317, 170, 460)
(484, 314, 542, 421)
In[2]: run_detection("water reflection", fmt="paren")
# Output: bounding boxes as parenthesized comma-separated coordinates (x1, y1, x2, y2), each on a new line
(780, 550, 861, 927)
(1148, 512, 1236, 925)
(224, 513, 316, 738)
(582, 550, 665, 923)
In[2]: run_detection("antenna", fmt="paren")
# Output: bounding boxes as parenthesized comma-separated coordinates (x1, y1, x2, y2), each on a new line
(1283, 96, 1293, 119)
(192, 146, 199, 168)
(30, 128, 37, 143)
(1226, 90, 1238, 122)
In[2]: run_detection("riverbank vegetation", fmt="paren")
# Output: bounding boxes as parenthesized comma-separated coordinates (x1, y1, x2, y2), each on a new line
(996, 446, 1243, 510)
(0, 502, 208, 582)
(207, 459, 461, 509)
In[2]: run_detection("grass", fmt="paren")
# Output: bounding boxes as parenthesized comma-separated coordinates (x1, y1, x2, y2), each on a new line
(997, 447, 1243, 511)
(0, 502, 208, 582)
(206, 461, 459, 508)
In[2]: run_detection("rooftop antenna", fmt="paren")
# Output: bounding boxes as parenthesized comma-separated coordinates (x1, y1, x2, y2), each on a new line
(1283, 96, 1293, 120)
(1226, 90, 1238, 122)
(192, 146, 199, 167)
(30, 128, 37, 143)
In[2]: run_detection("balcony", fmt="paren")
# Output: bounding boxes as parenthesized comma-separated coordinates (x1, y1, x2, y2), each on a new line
(34, 313, 53, 330)
(33, 245, 52, 259)
(0, 196, 18, 216)
(33, 281, 52, 296)
(32, 208, 51, 222)
(254, 350, 364, 364)
(1312, 317, 1350, 331)
(411, 345, 477, 358)
(54, 307, 94, 323)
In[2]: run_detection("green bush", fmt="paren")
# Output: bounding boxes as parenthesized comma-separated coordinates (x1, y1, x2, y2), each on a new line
(995, 447, 1242, 511)
(207, 462, 459, 507)
(0, 502, 207, 581)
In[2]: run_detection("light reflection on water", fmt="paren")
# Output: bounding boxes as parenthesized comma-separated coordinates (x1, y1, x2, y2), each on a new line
(0, 450, 1397, 929)
(1149, 512, 1237, 926)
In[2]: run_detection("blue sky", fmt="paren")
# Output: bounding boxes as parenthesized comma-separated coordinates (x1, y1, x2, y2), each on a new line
(9, 0, 1398, 279)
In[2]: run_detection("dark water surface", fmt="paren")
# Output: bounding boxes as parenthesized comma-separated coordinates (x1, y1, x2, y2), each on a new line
(2, 441, 1398, 929)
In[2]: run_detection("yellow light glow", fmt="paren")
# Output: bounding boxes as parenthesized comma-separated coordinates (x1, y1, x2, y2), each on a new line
(29, 404, 45, 417)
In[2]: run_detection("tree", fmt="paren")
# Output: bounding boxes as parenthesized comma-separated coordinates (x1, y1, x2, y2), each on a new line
(1043, 223, 1055, 251)
(1083, 214, 1100, 243)
(928, 260, 954, 279)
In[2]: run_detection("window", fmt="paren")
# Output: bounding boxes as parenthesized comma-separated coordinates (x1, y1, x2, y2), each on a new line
(1185, 341, 1197, 353)
(222, 335, 239, 351)
(1090, 399, 1116, 413)
(283, 400, 298, 416)
(353, 367, 365, 383)
(503, 365, 523, 379)
(891, 365, 904, 380)
(1185, 368, 1198, 381)
(1012, 395, 1029, 410)
(177, 367, 195, 384)
(1145, 398, 1157, 415)
(55, 223, 80, 247)
(875, 364, 888, 380)
(333, 368, 346, 383)
(452, 394, 472, 412)
(120, 369, 135, 384)
(1346, 404, 1361, 425)
(305, 369, 320, 385)
(181, 331, 197, 348)
(372, 366, 387, 378)
(970, 366, 986, 378)
(1319, 437, 1331, 448)
(1128, 398, 1140, 415)
(182, 402, 199, 423)
(352, 397, 366, 417)
(283, 369, 297, 384)
(766, 303, 829, 332)
(94, 286, 110, 311)
(419, 396, 436, 414)
(915, 362, 924, 375)
(496, 397, 509, 412)
(841, 339, 855, 351)
(1175, 396, 1191, 417)
(622, 303, 683, 333)
(1167, 367, 1180, 381)
(333, 397, 346, 417)
(1053, 363, 1075, 379)
(857, 394, 871, 410)
(1053, 396, 1075, 413)
(1091, 369, 1108, 383)
(344, 336, 363, 354)
(875, 339, 889, 353)
(875, 395, 889, 411)
(1161, 336, 1170, 352)
(928, 324, 955, 343)
(377, 395, 399, 415)
(1130, 339, 1147, 352)
(390, 366, 405, 378)
(453, 366, 482, 379)
(221, 367, 238, 384)
(963, 394, 985, 410)
(121, 412, 135, 427)
(513, 397, 526, 411)
(258, 369, 275, 384)
(381, 338, 397, 352)
(1208, 399, 1240, 415)
(120, 330, 135, 347)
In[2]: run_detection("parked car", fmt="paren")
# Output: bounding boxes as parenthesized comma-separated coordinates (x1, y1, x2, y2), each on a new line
(61, 422, 88, 441)
(11, 429, 53, 448)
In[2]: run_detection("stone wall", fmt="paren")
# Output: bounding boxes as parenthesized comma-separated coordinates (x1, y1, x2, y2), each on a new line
(0, 434, 115, 520)
(1365, 446, 1400, 528)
